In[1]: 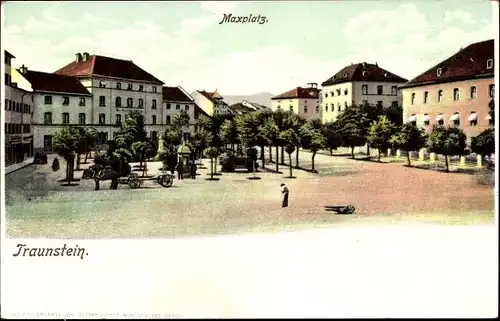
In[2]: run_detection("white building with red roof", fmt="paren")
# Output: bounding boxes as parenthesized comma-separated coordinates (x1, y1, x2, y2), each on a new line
(55, 52, 164, 141)
(190, 89, 231, 116)
(271, 82, 321, 121)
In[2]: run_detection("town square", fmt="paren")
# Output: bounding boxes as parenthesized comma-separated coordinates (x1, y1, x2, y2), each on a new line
(2, 1, 496, 238)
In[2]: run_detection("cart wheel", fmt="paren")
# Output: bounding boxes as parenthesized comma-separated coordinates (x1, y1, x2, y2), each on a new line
(158, 175, 173, 188)
(128, 178, 141, 189)
(344, 205, 355, 214)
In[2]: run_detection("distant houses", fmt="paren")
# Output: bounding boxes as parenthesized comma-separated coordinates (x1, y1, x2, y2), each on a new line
(190, 89, 231, 116)
(270, 83, 321, 121)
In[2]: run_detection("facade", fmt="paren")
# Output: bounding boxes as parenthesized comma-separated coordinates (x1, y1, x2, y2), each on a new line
(270, 83, 321, 120)
(320, 62, 407, 123)
(19, 67, 93, 153)
(4, 51, 35, 165)
(400, 39, 494, 143)
(190, 89, 231, 116)
(55, 52, 164, 141)
(162, 85, 198, 141)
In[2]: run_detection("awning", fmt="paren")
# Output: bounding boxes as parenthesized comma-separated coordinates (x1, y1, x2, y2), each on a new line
(407, 115, 416, 122)
(450, 113, 460, 121)
(485, 115, 492, 120)
(435, 114, 444, 121)
(423, 114, 430, 121)
(468, 113, 477, 121)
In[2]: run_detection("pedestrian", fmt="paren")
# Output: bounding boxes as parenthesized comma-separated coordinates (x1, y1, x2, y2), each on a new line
(192, 161, 198, 179)
(280, 183, 289, 208)
(176, 162, 183, 180)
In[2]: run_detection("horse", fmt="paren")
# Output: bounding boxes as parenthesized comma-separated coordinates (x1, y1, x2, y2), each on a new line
(82, 165, 121, 190)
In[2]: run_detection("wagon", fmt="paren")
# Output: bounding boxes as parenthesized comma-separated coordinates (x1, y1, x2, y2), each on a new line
(324, 205, 356, 214)
(117, 171, 174, 189)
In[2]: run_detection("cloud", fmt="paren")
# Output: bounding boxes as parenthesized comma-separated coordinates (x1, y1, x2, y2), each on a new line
(444, 10, 477, 24)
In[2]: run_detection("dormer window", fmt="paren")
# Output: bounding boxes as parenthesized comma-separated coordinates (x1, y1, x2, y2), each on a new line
(362, 71, 368, 76)
(99, 81, 106, 88)
(384, 72, 389, 77)
(437, 68, 443, 77)
(344, 73, 349, 77)
(486, 59, 493, 69)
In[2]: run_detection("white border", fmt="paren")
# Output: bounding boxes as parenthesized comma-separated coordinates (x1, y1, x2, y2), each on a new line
(1, 1, 499, 319)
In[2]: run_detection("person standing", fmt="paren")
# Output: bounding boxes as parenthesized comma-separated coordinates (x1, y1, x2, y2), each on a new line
(280, 183, 289, 208)
(176, 162, 183, 180)
(191, 161, 198, 179)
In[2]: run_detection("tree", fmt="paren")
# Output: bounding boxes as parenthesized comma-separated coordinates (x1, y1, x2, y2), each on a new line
(220, 118, 239, 151)
(367, 116, 396, 161)
(336, 105, 368, 158)
(191, 128, 211, 163)
(360, 102, 384, 155)
(83, 128, 98, 163)
(427, 125, 467, 172)
(272, 109, 288, 164)
(53, 126, 77, 185)
(384, 102, 403, 126)
(73, 126, 89, 171)
(285, 144, 295, 178)
(172, 109, 191, 130)
(282, 112, 306, 168)
(324, 121, 342, 156)
(131, 140, 154, 176)
(389, 123, 427, 167)
(471, 128, 495, 164)
(261, 116, 281, 172)
(204, 147, 219, 180)
(300, 123, 326, 172)
(236, 112, 267, 167)
(246, 147, 258, 178)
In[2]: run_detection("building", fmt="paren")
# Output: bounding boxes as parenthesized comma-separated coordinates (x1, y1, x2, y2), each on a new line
(270, 83, 321, 120)
(228, 100, 271, 115)
(190, 89, 231, 116)
(400, 39, 494, 142)
(320, 62, 407, 123)
(19, 67, 93, 153)
(240, 100, 271, 112)
(55, 52, 164, 141)
(4, 50, 34, 165)
(162, 85, 199, 142)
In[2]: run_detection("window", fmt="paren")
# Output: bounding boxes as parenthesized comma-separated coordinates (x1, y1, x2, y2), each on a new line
(315, 106, 319, 113)
(115, 114, 122, 125)
(377, 85, 383, 95)
(325, 104, 328, 112)
(289, 105, 293, 112)
(62, 113, 70, 124)
(337, 103, 341, 112)
(43, 135, 53, 152)
(453, 88, 460, 101)
(362, 85, 368, 95)
(166, 103, 171, 109)
(437, 68, 442, 77)
(44, 96, 52, 105)
(127, 98, 133, 108)
(166, 115, 171, 124)
(79, 113, 86, 125)
(325, 93, 328, 98)
(99, 96, 106, 107)
(185, 105, 189, 111)
(362, 100, 368, 105)
(152, 99, 157, 109)
(127, 84, 133, 91)
(377, 101, 383, 107)
(344, 102, 348, 109)
(423, 114, 430, 126)
(79, 97, 86, 106)
(411, 93, 416, 104)
(152, 115, 157, 124)
(99, 114, 106, 125)
(410, 115, 417, 127)
(44, 112, 52, 124)
(330, 91, 334, 97)
(470, 86, 477, 100)
(138, 85, 144, 92)
(304, 106, 308, 113)
(489, 84, 495, 98)
(437, 114, 444, 126)
(116, 82, 121, 89)
(344, 89, 348, 95)
(336, 89, 341, 95)
(452, 113, 460, 127)
(277, 105, 281, 110)
(391, 86, 398, 96)
(62, 96, 70, 106)
(437, 90, 443, 102)
(469, 112, 477, 127)
(138, 99, 144, 108)
(362, 71, 368, 76)
(486, 59, 493, 69)
(176, 104, 180, 110)
(152, 86, 157, 93)
(115, 97, 122, 107)
(423, 91, 429, 104)
(151, 131, 158, 141)
(99, 81, 106, 88)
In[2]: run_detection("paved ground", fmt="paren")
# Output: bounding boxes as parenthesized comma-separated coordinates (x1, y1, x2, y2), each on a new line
(4, 149, 495, 238)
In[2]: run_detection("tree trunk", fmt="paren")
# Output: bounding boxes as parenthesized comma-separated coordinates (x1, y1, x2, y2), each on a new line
(94, 178, 100, 191)
(253, 160, 256, 178)
(269, 146, 273, 162)
(214, 156, 218, 174)
(444, 155, 449, 172)
(65, 160, 70, 184)
(295, 146, 300, 169)
(69, 156, 75, 182)
(210, 158, 214, 179)
(275, 146, 279, 172)
(378, 148, 381, 162)
(143, 159, 147, 177)
(406, 152, 411, 166)
(280, 146, 285, 164)
(76, 153, 81, 170)
(312, 152, 316, 172)
(366, 144, 370, 156)
(351, 146, 355, 159)
(329, 148, 333, 156)
(288, 154, 293, 178)
(84, 151, 89, 164)
(260, 145, 265, 166)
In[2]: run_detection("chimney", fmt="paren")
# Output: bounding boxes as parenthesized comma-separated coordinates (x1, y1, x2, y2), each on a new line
(307, 82, 318, 89)
(75, 53, 82, 62)
(82, 52, 90, 61)
(375, 61, 378, 66)
(362, 62, 366, 67)
(19, 64, 28, 74)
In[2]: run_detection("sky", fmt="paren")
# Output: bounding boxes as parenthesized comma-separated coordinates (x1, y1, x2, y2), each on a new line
(1, 0, 496, 95)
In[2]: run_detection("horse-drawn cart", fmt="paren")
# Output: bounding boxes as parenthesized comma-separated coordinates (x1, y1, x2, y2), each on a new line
(83, 166, 174, 190)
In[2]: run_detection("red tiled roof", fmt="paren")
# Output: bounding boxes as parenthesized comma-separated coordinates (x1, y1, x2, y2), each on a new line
(162, 86, 192, 102)
(198, 90, 227, 104)
(20, 69, 91, 95)
(271, 87, 320, 100)
(321, 62, 407, 87)
(55, 54, 164, 84)
(400, 39, 494, 89)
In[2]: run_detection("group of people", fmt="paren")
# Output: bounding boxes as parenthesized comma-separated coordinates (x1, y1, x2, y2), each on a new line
(174, 160, 198, 180)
